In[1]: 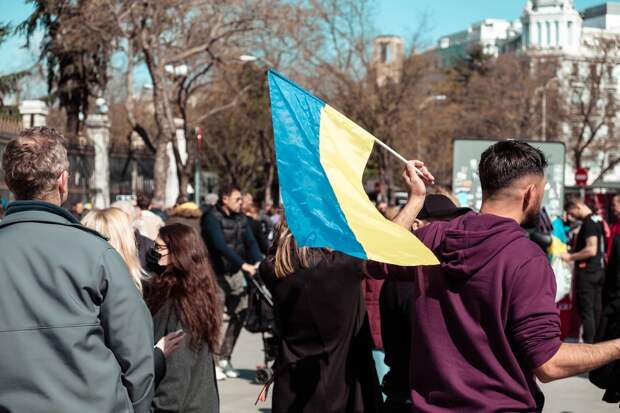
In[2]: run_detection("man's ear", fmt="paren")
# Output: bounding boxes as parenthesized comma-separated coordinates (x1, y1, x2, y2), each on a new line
(412, 219, 422, 231)
(58, 170, 69, 196)
(522, 184, 535, 212)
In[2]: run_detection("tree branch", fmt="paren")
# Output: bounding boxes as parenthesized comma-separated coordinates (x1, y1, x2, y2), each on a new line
(194, 85, 251, 124)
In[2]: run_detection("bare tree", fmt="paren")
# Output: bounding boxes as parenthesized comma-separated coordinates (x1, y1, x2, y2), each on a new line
(91, 0, 270, 201)
(197, 62, 276, 203)
(563, 35, 620, 182)
(447, 51, 560, 141)
(282, 0, 443, 195)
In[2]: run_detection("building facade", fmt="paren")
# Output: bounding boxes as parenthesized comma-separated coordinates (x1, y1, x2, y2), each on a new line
(436, 0, 620, 187)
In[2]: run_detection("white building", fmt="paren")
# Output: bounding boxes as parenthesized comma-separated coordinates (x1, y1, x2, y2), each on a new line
(437, 0, 620, 186)
(438, 19, 522, 64)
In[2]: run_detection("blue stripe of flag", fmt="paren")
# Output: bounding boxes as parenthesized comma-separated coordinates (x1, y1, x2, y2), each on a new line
(268, 70, 366, 258)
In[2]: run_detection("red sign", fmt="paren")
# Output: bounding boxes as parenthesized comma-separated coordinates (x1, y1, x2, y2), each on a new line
(196, 127, 203, 149)
(575, 168, 588, 186)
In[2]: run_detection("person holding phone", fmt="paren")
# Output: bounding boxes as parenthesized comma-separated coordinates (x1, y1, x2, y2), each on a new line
(147, 223, 222, 413)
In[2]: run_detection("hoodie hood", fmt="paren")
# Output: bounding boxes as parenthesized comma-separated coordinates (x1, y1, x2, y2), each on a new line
(418, 211, 527, 281)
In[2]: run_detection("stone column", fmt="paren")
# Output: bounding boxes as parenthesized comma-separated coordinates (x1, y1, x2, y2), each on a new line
(86, 114, 111, 209)
(19, 100, 48, 129)
(164, 118, 187, 208)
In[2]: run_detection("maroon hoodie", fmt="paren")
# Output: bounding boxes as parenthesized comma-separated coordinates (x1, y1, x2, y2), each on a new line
(371, 212, 561, 412)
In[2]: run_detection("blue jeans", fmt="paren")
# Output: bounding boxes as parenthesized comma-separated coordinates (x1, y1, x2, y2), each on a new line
(372, 349, 389, 400)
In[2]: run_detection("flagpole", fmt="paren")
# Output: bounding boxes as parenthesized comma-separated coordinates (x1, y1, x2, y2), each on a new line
(372, 136, 431, 182)
(373, 137, 408, 164)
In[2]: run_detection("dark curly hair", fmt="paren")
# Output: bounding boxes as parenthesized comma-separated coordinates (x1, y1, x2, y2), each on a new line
(147, 224, 222, 352)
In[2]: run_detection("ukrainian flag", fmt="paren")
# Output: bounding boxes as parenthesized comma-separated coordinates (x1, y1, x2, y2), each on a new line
(268, 70, 438, 266)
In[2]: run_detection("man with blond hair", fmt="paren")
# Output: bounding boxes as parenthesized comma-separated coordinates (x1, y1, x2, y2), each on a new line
(0, 127, 154, 412)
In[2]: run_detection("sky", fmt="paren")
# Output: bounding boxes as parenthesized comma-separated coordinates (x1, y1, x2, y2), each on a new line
(0, 0, 610, 77)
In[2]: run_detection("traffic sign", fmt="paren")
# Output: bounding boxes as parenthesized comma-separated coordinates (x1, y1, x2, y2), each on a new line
(575, 168, 588, 186)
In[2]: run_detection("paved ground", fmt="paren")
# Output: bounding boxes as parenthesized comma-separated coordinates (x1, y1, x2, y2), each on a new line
(219, 329, 617, 413)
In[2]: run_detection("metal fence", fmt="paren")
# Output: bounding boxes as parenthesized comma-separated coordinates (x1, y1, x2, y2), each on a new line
(0, 129, 156, 205)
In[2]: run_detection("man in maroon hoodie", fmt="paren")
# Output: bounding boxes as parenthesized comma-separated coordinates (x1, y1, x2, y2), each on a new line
(368, 140, 620, 412)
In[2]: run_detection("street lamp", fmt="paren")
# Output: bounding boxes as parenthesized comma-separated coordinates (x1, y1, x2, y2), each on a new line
(536, 77, 560, 141)
(416, 95, 447, 157)
(164, 64, 188, 77)
(95, 97, 108, 114)
(239, 54, 275, 68)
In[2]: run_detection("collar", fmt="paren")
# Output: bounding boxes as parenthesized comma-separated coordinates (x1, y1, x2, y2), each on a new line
(216, 204, 240, 218)
(5, 200, 81, 224)
(0, 200, 106, 240)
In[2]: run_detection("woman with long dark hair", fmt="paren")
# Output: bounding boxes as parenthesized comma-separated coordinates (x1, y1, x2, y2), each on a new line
(146, 223, 222, 413)
(259, 220, 383, 413)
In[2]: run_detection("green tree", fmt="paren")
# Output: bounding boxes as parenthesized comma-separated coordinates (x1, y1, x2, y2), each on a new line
(17, 0, 114, 138)
(450, 44, 492, 87)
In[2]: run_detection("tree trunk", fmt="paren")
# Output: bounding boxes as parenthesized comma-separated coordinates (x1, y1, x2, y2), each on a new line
(175, 126, 195, 202)
(65, 109, 80, 140)
(148, 67, 177, 201)
(574, 148, 583, 170)
(153, 139, 169, 201)
(178, 170, 190, 201)
(264, 162, 275, 207)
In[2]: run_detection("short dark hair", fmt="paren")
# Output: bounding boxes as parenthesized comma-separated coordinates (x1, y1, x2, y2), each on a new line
(136, 192, 152, 210)
(564, 197, 582, 211)
(218, 184, 240, 200)
(2, 127, 69, 200)
(565, 197, 595, 212)
(478, 140, 548, 196)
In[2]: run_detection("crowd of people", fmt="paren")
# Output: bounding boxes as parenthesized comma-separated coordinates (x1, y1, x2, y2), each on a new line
(1, 126, 620, 413)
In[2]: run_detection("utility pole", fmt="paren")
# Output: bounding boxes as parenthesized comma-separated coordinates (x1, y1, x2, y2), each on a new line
(195, 127, 203, 205)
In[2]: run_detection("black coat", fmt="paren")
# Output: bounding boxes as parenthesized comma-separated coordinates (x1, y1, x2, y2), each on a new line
(379, 280, 414, 410)
(591, 236, 620, 403)
(151, 300, 219, 413)
(260, 252, 382, 413)
(604, 235, 620, 305)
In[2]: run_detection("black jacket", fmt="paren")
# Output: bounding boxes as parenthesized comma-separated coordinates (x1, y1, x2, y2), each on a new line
(590, 236, 620, 404)
(590, 294, 620, 403)
(247, 215, 270, 254)
(260, 252, 382, 413)
(201, 206, 262, 274)
(604, 235, 620, 305)
(379, 280, 414, 407)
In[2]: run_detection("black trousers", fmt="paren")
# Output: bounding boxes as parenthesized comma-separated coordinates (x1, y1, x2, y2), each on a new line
(575, 269, 605, 343)
(217, 270, 248, 360)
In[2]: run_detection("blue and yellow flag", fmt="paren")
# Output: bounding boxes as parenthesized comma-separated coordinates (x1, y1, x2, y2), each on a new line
(268, 70, 438, 266)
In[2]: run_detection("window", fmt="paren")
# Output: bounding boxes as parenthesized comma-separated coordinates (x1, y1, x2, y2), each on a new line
(537, 22, 542, 45)
(567, 21, 573, 46)
(524, 23, 529, 46)
(381, 43, 391, 64)
(555, 21, 560, 47)
(546, 21, 551, 46)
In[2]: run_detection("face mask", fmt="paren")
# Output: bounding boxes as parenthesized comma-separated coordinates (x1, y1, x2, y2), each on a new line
(146, 247, 167, 275)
